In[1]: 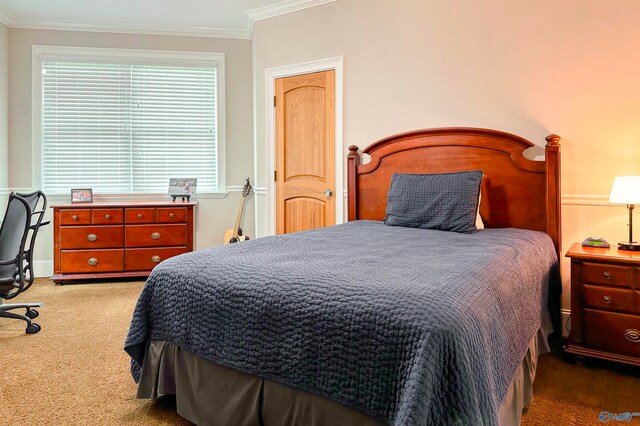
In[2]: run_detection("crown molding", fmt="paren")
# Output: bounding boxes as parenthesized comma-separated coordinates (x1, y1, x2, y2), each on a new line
(0, 0, 336, 39)
(247, 0, 335, 22)
(5, 19, 252, 39)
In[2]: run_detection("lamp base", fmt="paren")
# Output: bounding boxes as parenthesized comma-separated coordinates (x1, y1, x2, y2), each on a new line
(618, 241, 640, 251)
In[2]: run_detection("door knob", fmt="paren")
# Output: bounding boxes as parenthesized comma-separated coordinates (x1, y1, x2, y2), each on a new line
(324, 189, 334, 198)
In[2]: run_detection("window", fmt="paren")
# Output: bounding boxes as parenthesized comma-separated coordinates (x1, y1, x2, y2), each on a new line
(35, 47, 225, 195)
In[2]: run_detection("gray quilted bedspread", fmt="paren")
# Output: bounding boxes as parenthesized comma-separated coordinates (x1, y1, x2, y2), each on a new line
(125, 220, 558, 426)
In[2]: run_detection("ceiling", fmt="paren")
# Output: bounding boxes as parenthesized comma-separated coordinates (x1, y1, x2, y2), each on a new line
(0, 0, 334, 39)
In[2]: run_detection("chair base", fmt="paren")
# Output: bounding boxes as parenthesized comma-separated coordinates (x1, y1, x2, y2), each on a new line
(0, 302, 44, 333)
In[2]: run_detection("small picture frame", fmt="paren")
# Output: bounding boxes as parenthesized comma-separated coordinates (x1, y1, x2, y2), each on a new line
(71, 188, 93, 203)
(168, 178, 197, 201)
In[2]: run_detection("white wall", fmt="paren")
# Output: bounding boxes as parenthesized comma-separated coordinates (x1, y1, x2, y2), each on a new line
(0, 22, 8, 209)
(7, 28, 255, 274)
(253, 0, 640, 311)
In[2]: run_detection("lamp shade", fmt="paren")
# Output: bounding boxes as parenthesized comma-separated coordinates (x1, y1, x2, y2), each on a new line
(609, 176, 640, 204)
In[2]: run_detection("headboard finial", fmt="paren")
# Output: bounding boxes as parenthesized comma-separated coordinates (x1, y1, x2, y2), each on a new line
(348, 145, 359, 154)
(545, 134, 561, 148)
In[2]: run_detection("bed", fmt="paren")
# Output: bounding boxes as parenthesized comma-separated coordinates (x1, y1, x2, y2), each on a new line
(125, 127, 562, 426)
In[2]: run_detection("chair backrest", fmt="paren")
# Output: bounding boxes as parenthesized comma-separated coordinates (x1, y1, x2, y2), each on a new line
(17, 190, 45, 214)
(0, 193, 31, 296)
(15, 190, 48, 292)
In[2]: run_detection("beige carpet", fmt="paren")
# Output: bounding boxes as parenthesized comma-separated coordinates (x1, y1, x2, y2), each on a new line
(0, 279, 187, 425)
(1, 279, 639, 425)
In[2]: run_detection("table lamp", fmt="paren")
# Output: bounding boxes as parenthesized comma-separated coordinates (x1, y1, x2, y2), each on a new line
(609, 176, 640, 251)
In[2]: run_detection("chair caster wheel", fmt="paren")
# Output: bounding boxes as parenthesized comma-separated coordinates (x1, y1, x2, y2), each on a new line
(26, 323, 41, 334)
(26, 309, 39, 319)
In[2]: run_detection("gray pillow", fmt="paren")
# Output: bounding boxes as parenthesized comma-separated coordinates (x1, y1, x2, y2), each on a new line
(384, 171, 482, 233)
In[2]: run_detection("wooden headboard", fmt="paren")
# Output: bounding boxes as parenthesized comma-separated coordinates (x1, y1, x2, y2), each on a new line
(347, 127, 562, 256)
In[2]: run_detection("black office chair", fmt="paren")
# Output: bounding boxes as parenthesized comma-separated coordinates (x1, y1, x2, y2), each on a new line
(0, 192, 46, 334)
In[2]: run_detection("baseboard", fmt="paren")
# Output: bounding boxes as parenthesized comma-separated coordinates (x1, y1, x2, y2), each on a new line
(33, 260, 53, 278)
(561, 308, 571, 337)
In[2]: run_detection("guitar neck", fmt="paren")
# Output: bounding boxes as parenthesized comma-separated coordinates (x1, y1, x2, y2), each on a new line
(233, 196, 246, 236)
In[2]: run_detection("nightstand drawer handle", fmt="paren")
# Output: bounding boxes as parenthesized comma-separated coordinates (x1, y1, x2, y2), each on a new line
(137, 213, 143, 219)
(169, 213, 175, 218)
(151, 255, 161, 263)
(72, 215, 78, 220)
(105, 214, 111, 220)
(87, 233, 97, 242)
(624, 329, 640, 343)
(603, 296, 612, 304)
(151, 232, 161, 240)
(88, 257, 98, 266)
(603, 272, 612, 280)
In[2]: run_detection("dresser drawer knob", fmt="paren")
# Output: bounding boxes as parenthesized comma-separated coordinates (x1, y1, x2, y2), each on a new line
(88, 257, 98, 266)
(169, 213, 175, 218)
(603, 296, 611, 304)
(603, 272, 612, 280)
(137, 213, 143, 219)
(624, 329, 640, 343)
(87, 233, 98, 242)
(72, 215, 78, 220)
(151, 255, 161, 263)
(151, 232, 161, 240)
(105, 214, 111, 220)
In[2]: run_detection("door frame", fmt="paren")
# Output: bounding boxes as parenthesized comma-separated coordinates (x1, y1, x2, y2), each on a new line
(264, 57, 344, 236)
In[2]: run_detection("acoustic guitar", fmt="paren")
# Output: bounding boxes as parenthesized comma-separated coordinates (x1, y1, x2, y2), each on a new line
(224, 178, 252, 244)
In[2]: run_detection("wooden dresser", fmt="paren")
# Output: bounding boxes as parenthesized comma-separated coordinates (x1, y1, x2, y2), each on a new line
(51, 201, 196, 283)
(565, 243, 640, 366)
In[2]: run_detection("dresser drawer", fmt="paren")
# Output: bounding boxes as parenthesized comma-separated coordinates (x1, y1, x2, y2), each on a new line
(583, 284, 634, 313)
(60, 249, 124, 273)
(93, 208, 123, 225)
(582, 262, 633, 287)
(583, 309, 640, 358)
(157, 207, 187, 223)
(125, 224, 187, 247)
(125, 247, 187, 271)
(60, 226, 124, 249)
(60, 209, 91, 225)
(125, 208, 156, 224)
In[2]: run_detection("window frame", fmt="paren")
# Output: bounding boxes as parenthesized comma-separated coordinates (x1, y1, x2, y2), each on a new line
(32, 45, 226, 199)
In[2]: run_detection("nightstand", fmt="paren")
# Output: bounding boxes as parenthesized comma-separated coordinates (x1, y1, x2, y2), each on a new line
(565, 242, 640, 366)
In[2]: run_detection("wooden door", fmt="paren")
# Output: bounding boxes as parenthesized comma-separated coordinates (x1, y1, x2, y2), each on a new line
(275, 70, 335, 234)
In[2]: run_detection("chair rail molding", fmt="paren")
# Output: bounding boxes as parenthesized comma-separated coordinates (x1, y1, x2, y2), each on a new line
(561, 194, 614, 207)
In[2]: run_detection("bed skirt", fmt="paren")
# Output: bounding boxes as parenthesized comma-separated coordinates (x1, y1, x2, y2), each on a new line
(137, 320, 551, 426)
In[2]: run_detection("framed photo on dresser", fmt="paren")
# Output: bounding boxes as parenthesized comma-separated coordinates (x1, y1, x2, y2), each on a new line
(70, 188, 93, 203)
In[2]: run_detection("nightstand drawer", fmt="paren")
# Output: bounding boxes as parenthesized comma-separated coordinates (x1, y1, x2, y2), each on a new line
(583, 284, 633, 313)
(583, 309, 640, 357)
(583, 262, 633, 287)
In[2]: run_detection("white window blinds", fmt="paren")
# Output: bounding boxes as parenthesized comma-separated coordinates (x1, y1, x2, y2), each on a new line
(41, 60, 218, 194)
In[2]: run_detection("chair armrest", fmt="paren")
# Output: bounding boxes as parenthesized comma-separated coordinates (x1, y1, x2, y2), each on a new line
(29, 220, 50, 230)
